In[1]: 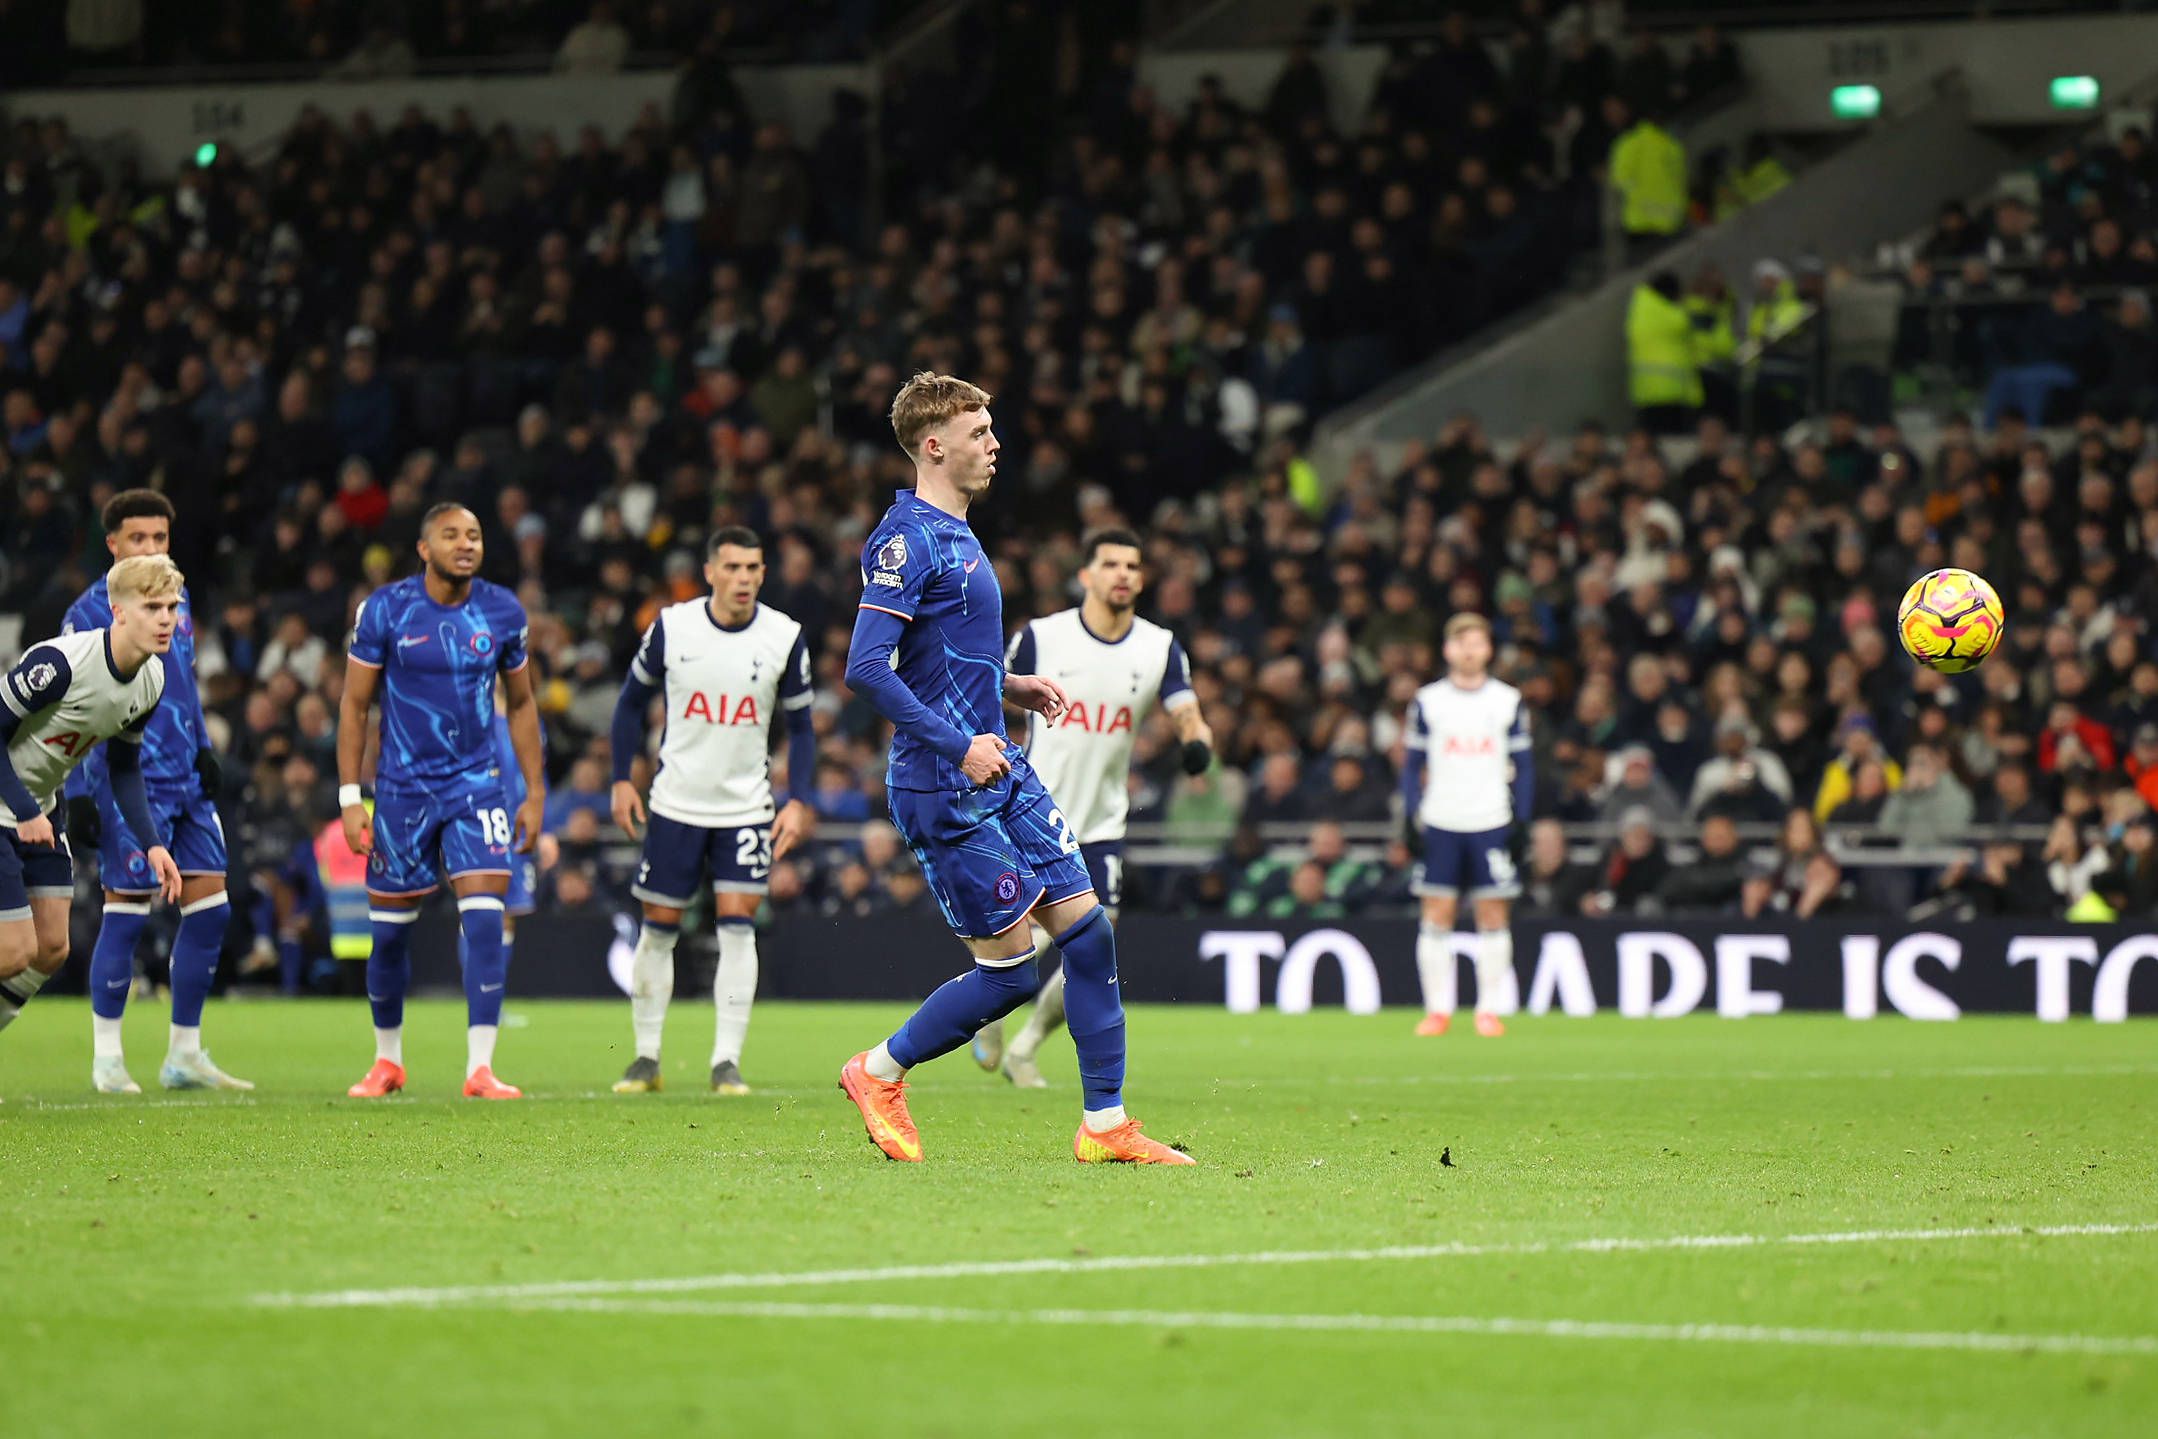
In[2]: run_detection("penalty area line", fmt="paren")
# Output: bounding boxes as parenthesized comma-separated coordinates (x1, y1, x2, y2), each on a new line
(254, 1220, 2158, 1311)
(505, 1297, 2158, 1356)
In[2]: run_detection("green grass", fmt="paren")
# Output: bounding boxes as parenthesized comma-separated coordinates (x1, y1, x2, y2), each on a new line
(4, 999, 2156, 1438)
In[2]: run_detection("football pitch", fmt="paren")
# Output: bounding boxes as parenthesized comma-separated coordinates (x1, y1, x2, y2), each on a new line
(3, 1000, 2155, 1438)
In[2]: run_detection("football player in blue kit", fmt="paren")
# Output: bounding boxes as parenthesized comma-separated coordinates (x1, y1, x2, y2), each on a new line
(338, 503, 546, 1099)
(836, 372, 1194, 1165)
(62, 490, 249, 1093)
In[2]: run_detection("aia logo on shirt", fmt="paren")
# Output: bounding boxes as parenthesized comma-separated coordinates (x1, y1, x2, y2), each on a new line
(1056, 701, 1133, 735)
(682, 692, 761, 725)
(1441, 735, 1498, 756)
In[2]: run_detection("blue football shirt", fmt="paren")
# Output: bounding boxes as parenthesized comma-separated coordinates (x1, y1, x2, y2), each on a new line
(63, 575, 207, 797)
(858, 491, 1009, 792)
(349, 575, 530, 788)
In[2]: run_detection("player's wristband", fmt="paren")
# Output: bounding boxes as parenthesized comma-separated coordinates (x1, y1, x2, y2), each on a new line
(339, 784, 364, 810)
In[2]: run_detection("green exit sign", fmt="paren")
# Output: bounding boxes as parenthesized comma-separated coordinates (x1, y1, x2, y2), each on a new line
(1830, 84, 1881, 120)
(2050, 75, 2101, 110)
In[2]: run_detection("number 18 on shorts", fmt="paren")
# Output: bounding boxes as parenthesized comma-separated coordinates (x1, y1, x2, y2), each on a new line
(632, 811, 774, 906)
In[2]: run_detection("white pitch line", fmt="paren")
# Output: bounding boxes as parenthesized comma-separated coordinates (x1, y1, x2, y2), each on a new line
(496, 1297, 2158, 1357)
(254, 1220, 2158, 1310)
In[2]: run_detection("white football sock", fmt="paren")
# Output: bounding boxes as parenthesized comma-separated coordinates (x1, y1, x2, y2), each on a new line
(1475, 928, 1520, 1016)
(1415, 921, 1457, 1015)
(374, 1026, 403, 1065)
(1083, 1104, 1127, 1132)
(467, 1024, 498, 1076)
(630, 922, 680, 1062)
(711, 922, 758, 1067)
(1008, 933, 1065, 1061)
(167, 1023, 202, 1060)
(865, 1041, 906, 1081)
(93, 1013, 125, 1059)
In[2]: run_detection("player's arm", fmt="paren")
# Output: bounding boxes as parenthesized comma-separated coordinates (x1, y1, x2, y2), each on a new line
(1399, 694, 1428, 847)
(339, 597, 388, 855)
(498, 618, 545, 854)
(0, 644, 72, 838)
(1507, 698, 1535, 824)
(1161, 638, 1212, 775)
(773, 632, 816, 860)
(609, 619, 663, 838)
(104, 701, 181, 902)
(848, 538, 1006, 785)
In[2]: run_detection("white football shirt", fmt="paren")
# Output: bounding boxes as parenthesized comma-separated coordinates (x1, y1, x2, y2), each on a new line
(0, 629, 165, 826)
(1406, 675, 1529, 833)
(1012, 608, 1195, 844)
(630, 600, 810, 828)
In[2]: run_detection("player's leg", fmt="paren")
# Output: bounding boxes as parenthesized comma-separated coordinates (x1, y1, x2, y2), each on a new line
(616, 813, 703, 1091)
(350, 786, 437, 1097)
(1004, 844, 1120, 1087)
(975, 922, 1049, 1074)
(1006, 780, 1190, 1164)
(1467, 829, 1522, 1037)
(89, 888, 153, 1090)
(707, 820, 770, 1094)
(442, 775, 520, 1097)
(841, 789, 1043, 1160)
(0, 824, 78, 1039)
(1414, 827, 1465, 1035)
(160, 796, 249, 1090)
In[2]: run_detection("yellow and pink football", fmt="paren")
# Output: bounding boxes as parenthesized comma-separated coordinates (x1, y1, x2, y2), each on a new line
(1896, 568, 2005, 673)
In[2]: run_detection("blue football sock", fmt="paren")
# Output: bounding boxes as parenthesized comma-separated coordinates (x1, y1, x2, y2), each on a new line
(886, 957, 1040, 1070)
(458, 896, 509, 1028)
(1054, 906, 1125, 1112)
(366, 907, 417, 1030)
(169, 893, 229, 1029)
(88, 900, 152, 1021)
(277, 936, 302, 995)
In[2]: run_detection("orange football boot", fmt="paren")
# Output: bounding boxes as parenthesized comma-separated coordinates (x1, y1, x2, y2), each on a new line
(1415, 1012, 1451, 1037)
(1072, 1118, 1196, 1165)
(462, 1066, 523, 1099)
(347, 1059, 406, 1098)
(1474, 1011, 1506, 1038)
(839, 1052, 922, 1161)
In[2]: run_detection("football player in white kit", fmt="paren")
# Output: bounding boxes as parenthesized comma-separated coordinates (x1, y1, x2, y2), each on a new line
(971, 529, 1213, 1087)
(608, 527, 816, 1094)
(0, 556, 186, 1044)
(1402, 612, 1534, 1037)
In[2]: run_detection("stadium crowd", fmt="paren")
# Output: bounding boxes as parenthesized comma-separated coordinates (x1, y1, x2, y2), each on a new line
(1, 14, 2155, 989)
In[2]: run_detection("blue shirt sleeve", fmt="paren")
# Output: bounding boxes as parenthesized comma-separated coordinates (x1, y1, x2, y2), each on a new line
(1159, 637, 1195, 707)
(859, 524, 931, 621)
(1007, 623, 1036, 673)
(1400, 695, 1426, 823)
(349, 589, 389, 668)
(844, 605, 973, 764)
(1509, 698, 1535, 822)
(497, 593, 531, 673)
(2, 643, 74, 720)
(62, 587, 108, 638)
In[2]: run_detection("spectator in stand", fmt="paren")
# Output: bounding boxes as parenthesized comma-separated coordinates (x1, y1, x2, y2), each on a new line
(1519, 818, 1597, 917)
(1585, 807, 1671, 915)
(1688, 713, 1794, 818)
(1658, 813, 1748, 911)
(556, 2, 631, 74)
(1878, 742, 1975, 848)
(1608, 99, 1688, 253)
(1598, 744, 1684, 826)
(1813, 715, 1902, 822)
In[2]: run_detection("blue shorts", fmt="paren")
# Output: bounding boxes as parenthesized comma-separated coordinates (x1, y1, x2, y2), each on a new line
(97, 783, 227, 894)
(887, 763, 1093, 940)
(0, 812, 74, 923)
(506, 853, 538, 916)
(1081, 841, 1125, 912)
(632, 811, 772, 907)
(1414, 824, 1521, 900)
(367, 772, 514, 898)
